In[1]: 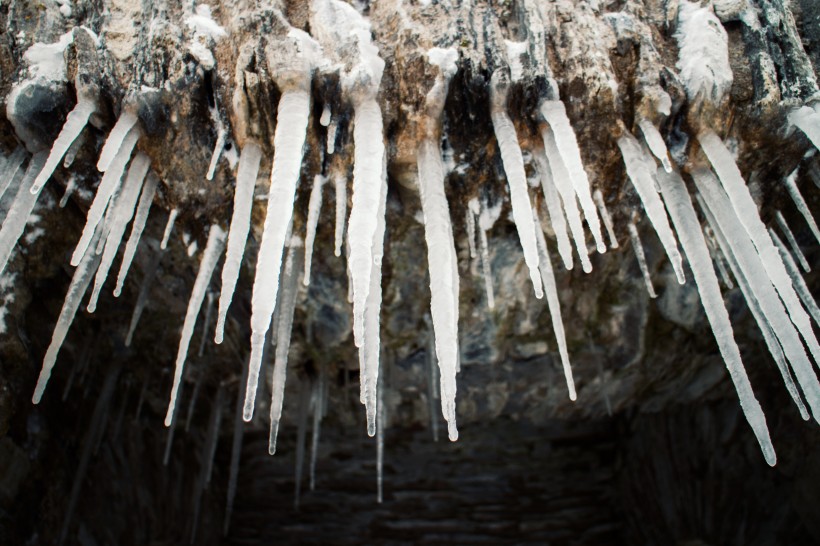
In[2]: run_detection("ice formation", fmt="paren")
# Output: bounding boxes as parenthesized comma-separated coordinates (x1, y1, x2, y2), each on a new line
(770, 229, 820, 328)
(774, 211, 810, 273)
(58, 175, 77, 208)
(638, 119, 673, 174)
(788, 106, 820, 150)
(593, 189, 619, 250)
(334, 175, 347, 257)
(215, 142, 261, 344)
(477, 200, 497, 309)
(783, 169, 820, 245)
(0, 148, 26, 202)
(160, 208, 179, 250)
(97, 110, 138, 172)
(304, 175, 326, 286)
(533, 148, 574, 268)
(165, 225, 226, 427)
(675, 1, 733, 103)
(0, 152, 48, 276)
(114, 172, 158, 297)
(627, 220, 657, 299)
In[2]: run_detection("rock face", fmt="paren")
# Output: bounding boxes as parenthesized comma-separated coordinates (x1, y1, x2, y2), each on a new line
(0, 0, 819, 544)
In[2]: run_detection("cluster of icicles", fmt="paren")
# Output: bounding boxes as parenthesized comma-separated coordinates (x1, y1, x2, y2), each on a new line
(3, 5, 820, 513)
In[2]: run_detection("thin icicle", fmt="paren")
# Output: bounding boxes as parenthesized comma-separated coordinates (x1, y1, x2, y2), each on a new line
(87, 153, 151, 312)
(246, 89, 311, 422)
(334, 175, 346, 257)
(59, 175, 77, 208)
(97, 110, 139, 172)
(160, 208, 179, 250)
(72, 127, 140, 265)
(125, 250, 163, 346)
(320, 103, 331, 127)
(618, 133, 685, 284)
(31, 97, 96, 194)
(114, 173, 158, 296)
(771, 229, 820, 328)
(655, 168, 775, 466)
(33, 227, 103, 403)
(788, 106, 820, 150)
(198, 292, 215, 357)
(490, 74, 543, 299)
(223, 358, 247, 536)
(540, 127, 592, 272)
(309, 372, 324, 491)
(693, 170, 820, 425)
(465, 206, 477, 260)
(533, 149, 575, 269)
(62, 130, 85, 169)
(0, 148, 26, 202)
(304, 174, 326, 286)
(478, 220, 495, 310)
(705, 230, 734, 289)
(215, 142, 261, 344)
(775, 211, 810, 273)
(0, 151, 48, 276)
(698, 130, 820, 369)
(165, 226, 226, 427)
(539, 100, 606, 253)
(638, 119, 673, 173)
(326, 118, 338, 155)
(206, 106, 227, 181)
(268, 240, 304, 454)
(532, 205, 576, 400)
(294, 381, 310, 510)
(593, 189, 619, 249)
(783, 169, 820, 245)
(628, 220, 657, 298)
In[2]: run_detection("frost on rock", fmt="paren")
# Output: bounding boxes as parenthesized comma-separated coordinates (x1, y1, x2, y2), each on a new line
(490, 72, 544, 299)
(533, 147, 574, 268)
(675, 1, 733, 103)
(532, 204, 576, 400)
(593, 189, 619, 250)
(87, 153, 151, 312)
(771, 229, 820, 328)
(160, 208, 179, 250)
(114, 172, 158, 297)
(334, 175, 347, 257)
(539, 100, 606, 254)
(775, 211, 810, 273)
(698, 130, 820, 367)
(788, 106, 820, 151)
(783, 168, 820, 245)
(618, 132, 685, 284)
(539, 126, 592, 272)
(628, 220, 657, 299)
(97, 110, 139, 172)
(638, 119, 673, 173)
(304, 175, 326, 286)
(0, 151, 47, 276)
(165, 225, 226, 427)
(215, 142, 261, 344)
(33, 226, 102, 404)
(72, 127, 140, 265)
(692, 169, 820, 425)
(655, 168, 776, 465)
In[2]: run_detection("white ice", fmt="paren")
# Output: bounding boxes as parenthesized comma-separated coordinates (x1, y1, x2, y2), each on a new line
(628, 220, 657, 299)
(783, 168, 820, 245)
(59, 175, 77, 208)
(97, 110, 139, 172)
(775, 211, 810, 273)
(334, 175, 346, 257)
(788, 106, 820, 151)
(593, 189, 620, 249)
(160, 208, 179, 250)
(0, 151, 48, 276)
(638, 119, 673, 173)
(674, 1, 733, 103)
(114, 172, 158, 297)
(304, 175, 326, 286)
(0, 148, 26, 202)
(771, 229, 820, 328)
(533, 147, 574, 268)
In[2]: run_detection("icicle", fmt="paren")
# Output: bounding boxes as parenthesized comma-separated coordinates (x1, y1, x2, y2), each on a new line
(31, 97, 96, 194)
(223, 358, 247, 536)
(775, 211, 810, 273)
(87, 153, 151, 312)
(618, 133, 685, 284)
(320, 103, 331, 126)
(532, 205, 577, 400)
(478, 220, 495, 310)
(165, 226, 226, 427)
(788, 106, 820, 151)
(783, 169, 820, 245)
(33, 226, 103, 403)
(97, 110, 139, 172)
(268, 240, 304, 454)
(489, 73, 543, 298)
(304, 174, 326, 286)
(540, 127, 592, 272)
(309, 372, 324, 492)
(705, 230, 734, 289)
(654, 168, 776, 465)
(539, 100, 606, 253)
(206, 106, 227, 181)
(692, 170, 820, 424)
(246, 89, 311, 422)
(72, 127, 140, 265)
(114, 173, 158, 297)
(0, 148, 26, 202)
(376, 370, 385, 504)
(198, 292, 215, 357)
(160, 208, 179, 250)
(0, 151, 48, 276)
(59, 175, 77, 208)
(326, 118, 338, 155)
(465, 206, 477, 260)
(125, 250, 162, 346)
(334, 175, 346, 257)
(62, 129, 85, 169)
(215, 142, 261, 344)
(593, 189, 619, 249)
(531, 151, 574, 269)
(698, 130, 820, 368)
(771, 229, 820, 328)
(638, 119, 673, 173)
(294, 381, 310, 509)
(627, 220, 657, 299)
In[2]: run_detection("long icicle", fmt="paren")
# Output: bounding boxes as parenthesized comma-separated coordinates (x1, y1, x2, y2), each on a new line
(33, 226, 103, 403)
(246, 89, 311, 422)
(114, 172, 159, 296)
(533, 147, 574, 268)
(655, 168, 775, 466)
(215, 142, 261, 344)
(783, 169, 820, 245)
(160, 208, 179, 250)
(478, 217, 495, 310)
(627, 220, 657, 299)
(97, 110, 139, 172)
(0, 151, 48, 276)
(72, 127, 140, 265)
(165, 225, 226, 426)
(532, 203, 576, 400)
(304, 174, 326, 286)
(334, 175, 347, 257)
(593, 189, 619, 249)
(775, 211, 810, 273)
(0, 147, 26, 202)
(771, 229, 820, 328)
